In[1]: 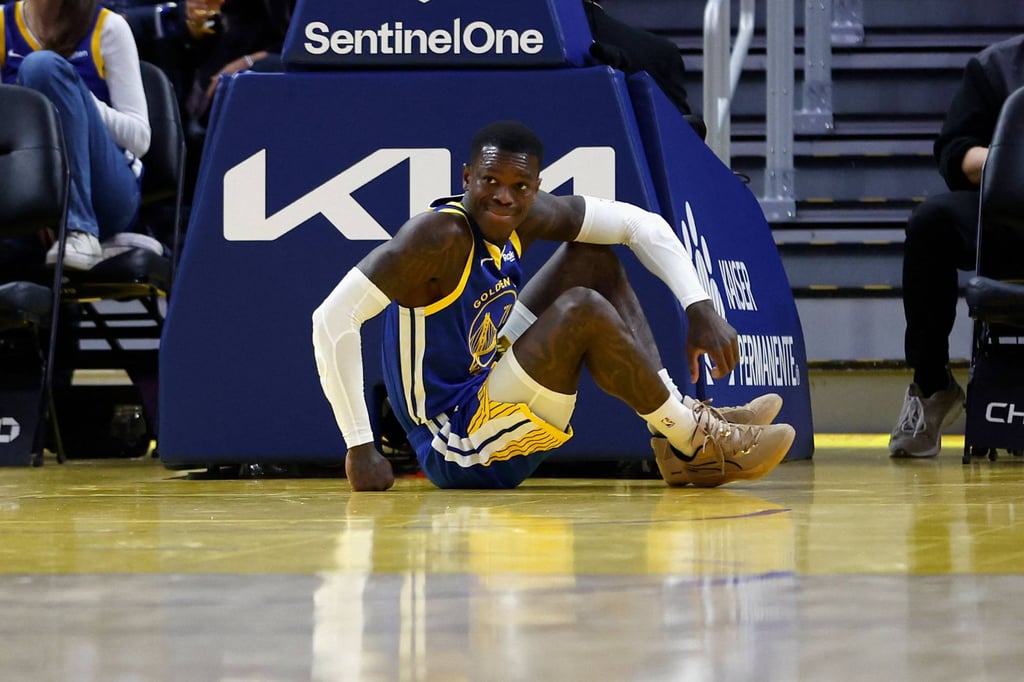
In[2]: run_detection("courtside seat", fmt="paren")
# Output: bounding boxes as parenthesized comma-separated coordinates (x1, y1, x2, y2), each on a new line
(963, 85, 1024, 463)
(64, 249, 173, 300)
(967, 277, 1024, 328)
(55, 61, 184, 456)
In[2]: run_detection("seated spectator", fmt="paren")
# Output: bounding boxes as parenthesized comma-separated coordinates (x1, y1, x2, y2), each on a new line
(890, 34, 1024, 458)
(0, 0, 150, 271)
(170, 0, 292, 201)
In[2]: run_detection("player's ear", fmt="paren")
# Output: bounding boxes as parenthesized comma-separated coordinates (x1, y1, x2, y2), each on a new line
(462, 163, 471, 190)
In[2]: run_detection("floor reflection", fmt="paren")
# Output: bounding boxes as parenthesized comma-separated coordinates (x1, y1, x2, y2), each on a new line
(312, 485, 798, 680)
(2, 447, 1024, 680)
(336, 483, 794, 577)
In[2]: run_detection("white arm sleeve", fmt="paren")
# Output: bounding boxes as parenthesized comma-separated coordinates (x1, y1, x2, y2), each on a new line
(575, 195, 710, 309)
(97, 13, 150, 159)
(311, 268, 391, 448)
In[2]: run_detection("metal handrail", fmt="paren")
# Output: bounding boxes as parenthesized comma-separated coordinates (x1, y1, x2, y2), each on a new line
(703, 0, 755, 164)
(703, 0, 837, 222)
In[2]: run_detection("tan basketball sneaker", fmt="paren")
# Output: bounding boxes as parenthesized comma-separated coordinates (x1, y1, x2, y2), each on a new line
(652, 402, 795, 488)
(684, 393, 783, 426)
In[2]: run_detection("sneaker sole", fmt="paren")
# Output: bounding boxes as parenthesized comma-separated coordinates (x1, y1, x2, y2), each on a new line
(890, 447, 939, 459)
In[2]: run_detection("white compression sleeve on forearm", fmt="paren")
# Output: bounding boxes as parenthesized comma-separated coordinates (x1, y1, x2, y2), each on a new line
(311, 268, 390, 448)
(575, 195, 710, 309)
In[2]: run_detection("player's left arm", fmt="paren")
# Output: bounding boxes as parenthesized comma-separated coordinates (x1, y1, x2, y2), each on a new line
(522, 193, 738, 381)
(515, 192, 588, 247)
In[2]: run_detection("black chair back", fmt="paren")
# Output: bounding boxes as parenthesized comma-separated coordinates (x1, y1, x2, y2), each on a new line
(977, 85, 1024, 279)
(139, 61, 185, 207)
(138, 61, 186, 279)
(0, 85, 67, 239)
(0, 84, 69, 465)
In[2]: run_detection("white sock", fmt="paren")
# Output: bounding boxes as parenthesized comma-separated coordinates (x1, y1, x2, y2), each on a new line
(648, 369, 699, 435)
(640, 395, 699, 455)
(657, 368, 683, 402)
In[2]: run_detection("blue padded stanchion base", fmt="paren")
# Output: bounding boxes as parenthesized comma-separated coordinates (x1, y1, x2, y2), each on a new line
(160, 66, 814, 467)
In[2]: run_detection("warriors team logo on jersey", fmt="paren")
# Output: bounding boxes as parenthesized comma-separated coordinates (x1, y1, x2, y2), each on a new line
(468, 289, 517, 374)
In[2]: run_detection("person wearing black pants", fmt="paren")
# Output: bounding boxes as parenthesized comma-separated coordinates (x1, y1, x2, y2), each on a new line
(891, 34, 1024, 458)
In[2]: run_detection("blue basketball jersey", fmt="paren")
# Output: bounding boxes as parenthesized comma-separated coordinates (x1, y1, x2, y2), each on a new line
(383, 198, 524, 433)
(0, 1, 112, 104)
(380, 198, 573, 488)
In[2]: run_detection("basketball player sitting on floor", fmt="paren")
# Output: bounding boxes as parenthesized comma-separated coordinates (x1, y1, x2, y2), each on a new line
(312, 120, 794, 491)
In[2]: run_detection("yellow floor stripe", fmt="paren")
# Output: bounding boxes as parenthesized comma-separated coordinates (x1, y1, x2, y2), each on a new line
(816, 433, 965, 449)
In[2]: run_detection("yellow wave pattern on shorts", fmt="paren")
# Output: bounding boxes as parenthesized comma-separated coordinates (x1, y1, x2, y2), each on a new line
(465, 383, 571, 466)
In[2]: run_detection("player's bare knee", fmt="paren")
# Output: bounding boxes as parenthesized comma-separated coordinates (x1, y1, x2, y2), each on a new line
(553, 286, 616, 326)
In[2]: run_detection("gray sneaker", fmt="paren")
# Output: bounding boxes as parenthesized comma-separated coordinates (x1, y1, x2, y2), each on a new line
(889, 380, 966, 458)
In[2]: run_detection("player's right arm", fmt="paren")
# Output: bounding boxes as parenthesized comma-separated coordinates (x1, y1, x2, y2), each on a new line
(311, 212, 471, 491)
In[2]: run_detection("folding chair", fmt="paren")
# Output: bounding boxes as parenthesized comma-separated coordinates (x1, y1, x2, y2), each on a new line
(962, 85, 1024, 463)
(56, 61, 186, 457)
(0, 84, 70, 466)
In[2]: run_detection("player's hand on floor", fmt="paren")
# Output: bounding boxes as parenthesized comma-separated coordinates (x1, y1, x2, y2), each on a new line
(345, 444, 396, 491)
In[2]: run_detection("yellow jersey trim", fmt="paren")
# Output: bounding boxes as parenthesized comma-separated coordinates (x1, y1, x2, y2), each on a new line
(509, 231, 522, 258)
(424, 208, 475, 316)
(15, 2, 40, 51)
(92, 8, 109, 78)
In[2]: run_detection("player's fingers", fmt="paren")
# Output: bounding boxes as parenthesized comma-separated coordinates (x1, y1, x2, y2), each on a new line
(708, 351, 727, 379)
(714, 339, 739, 377)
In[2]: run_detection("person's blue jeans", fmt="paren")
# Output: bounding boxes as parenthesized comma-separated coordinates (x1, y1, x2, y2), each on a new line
(17, 50, 141, 240)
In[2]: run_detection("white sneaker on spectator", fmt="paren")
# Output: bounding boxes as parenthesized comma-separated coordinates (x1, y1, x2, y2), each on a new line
(46, 230, 102, 271)
(100, 232, 164, 260)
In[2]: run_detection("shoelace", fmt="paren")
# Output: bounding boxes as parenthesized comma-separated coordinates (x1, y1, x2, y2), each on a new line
(895, 393, 926, 435)
(691, 402, 759, 473)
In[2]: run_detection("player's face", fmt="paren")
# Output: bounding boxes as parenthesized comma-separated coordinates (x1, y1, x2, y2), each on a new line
(462, 146, 541, 241)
